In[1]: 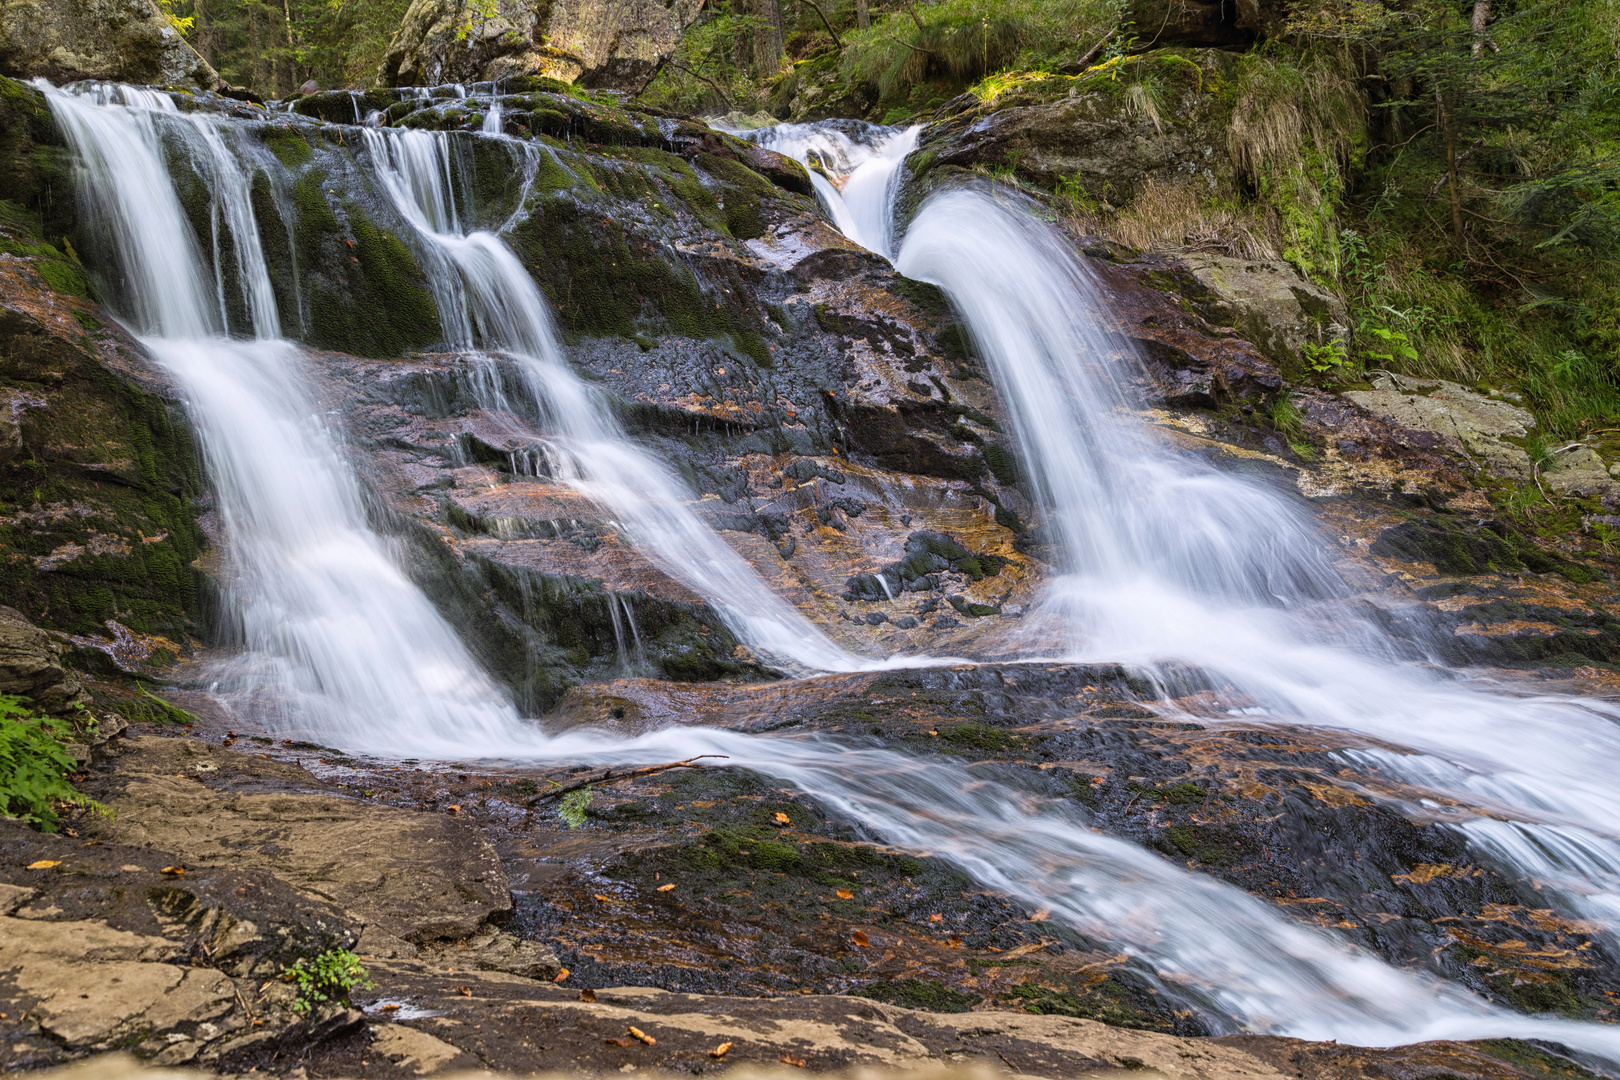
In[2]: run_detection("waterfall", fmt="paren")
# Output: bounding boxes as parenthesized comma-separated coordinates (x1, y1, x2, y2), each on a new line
(744, 122, 920, 259)
(357, 126, 932, 675)
(893, 185, 1620, 945)
(42, 83, 525, 750)
(43, 84, 1620, 1060)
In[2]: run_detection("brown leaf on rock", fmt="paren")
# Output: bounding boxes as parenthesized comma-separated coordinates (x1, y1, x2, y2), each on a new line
(710, 1042, 733, 1058)
(780, 1056, 807, 1067)
(629, 1026, 656, 1045)
(835, 889, 853, 899)
(593, 894, 613, 902)
(604, 1038, 634, 1047)
(929, 913, 943, 921)
(774, 812, 791, 825)
(554, 968, 571, 982)
(160, 866, 185, 877)
(851, 930, 869, 946)
(578, 989, 597, 1002)
(657, 883, 676, 892)
(25, 860, 60, 870)
(454, 986, 471, 997)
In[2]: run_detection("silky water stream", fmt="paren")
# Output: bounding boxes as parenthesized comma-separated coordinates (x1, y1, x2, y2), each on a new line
(38, 84, 1620, 1058)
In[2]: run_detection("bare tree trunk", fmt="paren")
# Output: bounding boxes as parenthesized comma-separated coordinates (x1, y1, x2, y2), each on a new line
(250, 6, 271, 92)
(280, 0, 297, 95)
(1437, 85, 1464, 248)
(752, 0, 784, 73)
(855, 0, 869, 31)
(194, 0, 216, 66)
(1471, 0, 1489, 54)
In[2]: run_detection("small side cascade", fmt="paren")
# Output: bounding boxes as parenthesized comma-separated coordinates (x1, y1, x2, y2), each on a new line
(41, 81, 527, 753)
(359, 124, 928, 676)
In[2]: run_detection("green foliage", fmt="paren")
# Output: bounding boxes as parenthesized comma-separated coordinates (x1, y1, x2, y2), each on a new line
(112, 683, 199, 726)
(0, 695, 105, 832)
(1301, 340, 1349, 375)
(1357, 324, 1419, 367)
(283, 949, 373, 1014)
(559, 787, 593, 828)
(168, 0, 417, 93)
(640, 1, 777, 114)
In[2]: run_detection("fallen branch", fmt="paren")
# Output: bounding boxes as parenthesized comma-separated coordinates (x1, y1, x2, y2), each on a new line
(526, 755, 729, 805)
(1074, 27, 1115, 70)
(801, 0, 843, 49)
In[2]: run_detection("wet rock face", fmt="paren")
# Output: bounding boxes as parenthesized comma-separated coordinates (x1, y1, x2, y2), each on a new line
(0, 0, 219, 87)
(0, 79, 210, 650)
(377, 0, 703, 92)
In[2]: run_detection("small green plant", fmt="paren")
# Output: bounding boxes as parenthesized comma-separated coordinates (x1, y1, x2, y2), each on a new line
(0, 695, 105, 832)
(559, 787, 594, 828)
(1359, 324, 1420, 367)
(283, 949, 373, 1014)
(1302, 339, 1350, 374)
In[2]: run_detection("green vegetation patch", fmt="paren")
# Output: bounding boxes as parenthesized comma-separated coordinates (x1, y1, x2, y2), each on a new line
(0, 695, 106, 831)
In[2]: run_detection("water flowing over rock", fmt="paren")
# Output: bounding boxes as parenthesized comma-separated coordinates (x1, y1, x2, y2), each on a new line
(15, 66, 1620, 1074)
(0, 0, 219, 86)
(377, 0, 704, 91)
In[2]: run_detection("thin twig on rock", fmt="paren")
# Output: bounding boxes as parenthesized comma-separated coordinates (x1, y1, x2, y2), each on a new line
(525, 755, 728, 805)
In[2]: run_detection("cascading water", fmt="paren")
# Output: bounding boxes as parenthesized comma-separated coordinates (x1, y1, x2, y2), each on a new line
(42, 85, 1620, 1061)
(42, 83, 524, 750)
(760, 120, 1620, 1045)
(744, 121, 920, 259)
(357, 125, 934, 675)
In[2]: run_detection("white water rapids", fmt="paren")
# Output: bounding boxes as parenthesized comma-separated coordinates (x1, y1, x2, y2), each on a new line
(38, 85, 1620, 1059)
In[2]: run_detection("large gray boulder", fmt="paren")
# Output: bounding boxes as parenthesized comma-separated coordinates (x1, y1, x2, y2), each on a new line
(377, 0, 703, 92)
(0, 0, 219, 87)
(1343, 372, 1536, 480)
(1176, 252, 1350, 369)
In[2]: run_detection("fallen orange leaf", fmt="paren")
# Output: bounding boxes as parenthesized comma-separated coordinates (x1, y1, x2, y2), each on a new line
(454, 986, 471, 997)
(447, 805, 461, 813)
(780, 1055, 807, 1067)
(593, 894, 613, 902)
(629, 1025, 656, 1045)
(710, 1042, 733, 1058)
(946, 936, 963, 948)
(380, 1003, 400, 1012)
(160, 866, 185, 877)
(835, 889, 853, 900)
(929, 913, 943, 922)
(579, 988, 597, 1002)
(774, 812, 790, 825)
(25, 860, 60, 870)
(554, 968, 570, 982)
(851, 930, 869, 946)
(604, 1038, 634, 1047)
(657, 883, 676, 892)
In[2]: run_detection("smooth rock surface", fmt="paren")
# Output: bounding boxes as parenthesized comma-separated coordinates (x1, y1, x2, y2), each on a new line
(86, 737, 513, 942)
